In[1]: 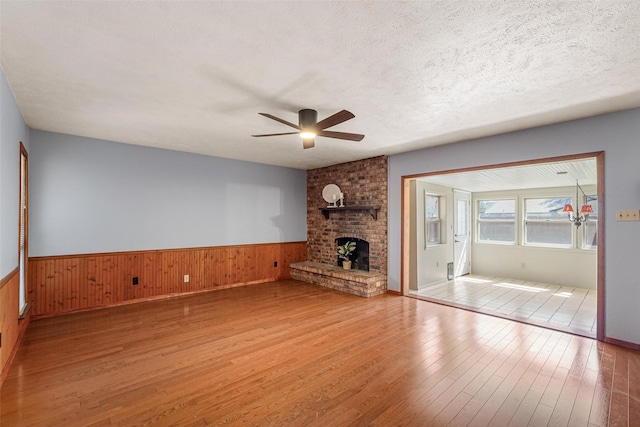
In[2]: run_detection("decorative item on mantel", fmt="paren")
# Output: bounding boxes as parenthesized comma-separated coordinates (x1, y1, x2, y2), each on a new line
(337, 240, 356, 269)
(322, 183, 344, 208)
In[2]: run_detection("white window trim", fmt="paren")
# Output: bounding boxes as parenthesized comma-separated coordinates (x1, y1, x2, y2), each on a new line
(425, 192, 444, 247)
(476, 198, 516, 245)
(473, 186, 597, 252)
(522, 196, 574, 249)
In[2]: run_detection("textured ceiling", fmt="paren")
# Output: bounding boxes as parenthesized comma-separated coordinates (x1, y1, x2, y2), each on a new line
(1, 1, 639, 170)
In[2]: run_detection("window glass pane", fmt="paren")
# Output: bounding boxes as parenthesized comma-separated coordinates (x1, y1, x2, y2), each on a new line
(526, 222, 572, 245)
(477, 199, 515, 243)
(457, 200, 468, 235)
(425, 195, 439, 219)
(586, 195, 598, 218)
(583, 195, 597, 248)
(425, 194, 441, 245)
(479, 222, 515, 242)
(525, 198, 571, 221)
(478, 200, 515, 220)
(524, 197, 572, 246)
(584, 222, 597, 248)
(426, 221, 440, 244)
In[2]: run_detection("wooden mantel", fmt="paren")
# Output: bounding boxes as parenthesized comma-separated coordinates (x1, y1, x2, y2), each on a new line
(319, 205, 381, 220)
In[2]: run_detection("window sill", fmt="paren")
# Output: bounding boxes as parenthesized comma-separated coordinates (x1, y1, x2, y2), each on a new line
(19, 303, 31, 320)
(474, 242, 597, 253)
(475, 241, 516, 246)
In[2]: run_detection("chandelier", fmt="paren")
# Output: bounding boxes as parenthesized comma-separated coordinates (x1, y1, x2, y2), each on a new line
(562, 181, 592, 227)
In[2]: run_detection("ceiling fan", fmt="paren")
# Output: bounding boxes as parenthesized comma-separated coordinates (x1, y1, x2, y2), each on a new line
(252, 109, 365, 149)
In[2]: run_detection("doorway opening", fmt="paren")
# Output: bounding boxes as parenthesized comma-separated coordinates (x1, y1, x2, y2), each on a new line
(402, 152, 604, 340)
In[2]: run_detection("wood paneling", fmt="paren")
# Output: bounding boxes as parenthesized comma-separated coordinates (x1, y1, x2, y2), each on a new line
(28, 242, 306, 317)
(0, 269, 19, 370)
(2, 280, 638, 425)
(0, 266, 18, 291)
(0, 267, 29, 385)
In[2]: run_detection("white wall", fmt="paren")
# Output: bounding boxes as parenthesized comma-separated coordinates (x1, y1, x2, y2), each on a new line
(29, 130, 307, 256)
(0, 68, 29, 278)
(389, 108, 640, 345)
(472, 245, 596, 289)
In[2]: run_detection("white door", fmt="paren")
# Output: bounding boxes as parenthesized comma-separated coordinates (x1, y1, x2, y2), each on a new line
(454, 190, 471, 277)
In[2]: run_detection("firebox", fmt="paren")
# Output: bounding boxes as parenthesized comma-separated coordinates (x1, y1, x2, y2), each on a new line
(335, 237, 369, 271)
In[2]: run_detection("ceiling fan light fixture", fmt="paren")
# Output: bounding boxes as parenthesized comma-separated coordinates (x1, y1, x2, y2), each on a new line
(253, 108, 364, 146)
(299, 130, 316, 139)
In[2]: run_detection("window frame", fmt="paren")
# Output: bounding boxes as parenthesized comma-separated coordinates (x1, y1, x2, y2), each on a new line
(522, 196, 574, 249)
(476, 198, 517, 245)
(424, 192, 443, 247)
(19, 142, 29, 317)
(474, 187, 598, 251)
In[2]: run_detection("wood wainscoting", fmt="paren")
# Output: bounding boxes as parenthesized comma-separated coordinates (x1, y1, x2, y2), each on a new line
(28, 242, 306, 318)
(0, 266, 30, 385)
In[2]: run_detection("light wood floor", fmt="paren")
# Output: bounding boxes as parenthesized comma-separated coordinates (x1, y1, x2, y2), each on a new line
(410, 275, 597, 338)
(1, 280, 638, 426)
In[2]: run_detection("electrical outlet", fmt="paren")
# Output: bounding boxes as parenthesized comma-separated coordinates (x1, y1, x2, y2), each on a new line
(184, 274, 189, 283)
(616, 209, 640, 221)
(132, 277, 138, 285)
(273, 261, 278, 267)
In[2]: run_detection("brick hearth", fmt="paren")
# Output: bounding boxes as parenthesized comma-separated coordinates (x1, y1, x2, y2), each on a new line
(290, 261, 386, 297)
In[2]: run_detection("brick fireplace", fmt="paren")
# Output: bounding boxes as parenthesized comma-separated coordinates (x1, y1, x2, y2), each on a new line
(290, 156, 388, 297)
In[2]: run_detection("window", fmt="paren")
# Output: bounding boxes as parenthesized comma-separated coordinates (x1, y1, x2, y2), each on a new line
(477, 199, 515, 243)
(583, 195, 598, 249)
(524, 197, 572, 247)
(19, 143, 28, 316)
(425, 194, 441, 245)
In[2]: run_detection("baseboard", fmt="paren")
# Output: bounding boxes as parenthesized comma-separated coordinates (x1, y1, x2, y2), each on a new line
(604, 336, 640, 351)
(386, 289, 402, 295)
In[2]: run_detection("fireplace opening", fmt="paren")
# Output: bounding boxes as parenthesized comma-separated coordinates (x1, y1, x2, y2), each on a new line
(336, 237, 369, 271)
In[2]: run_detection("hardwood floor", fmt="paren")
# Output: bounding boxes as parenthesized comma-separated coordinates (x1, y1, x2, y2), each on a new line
(1, 280, 638, 426)
(410, 275, 597, 338)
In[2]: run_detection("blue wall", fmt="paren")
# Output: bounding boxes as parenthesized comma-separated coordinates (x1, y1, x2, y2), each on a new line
(0, 68, 29, 278)
(389, 108, 640, 345)
(29, 130, 307, 256)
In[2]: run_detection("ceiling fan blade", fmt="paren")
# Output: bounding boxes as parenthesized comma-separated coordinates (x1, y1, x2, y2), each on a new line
(314, 110, 355, 130)
(302, 138, 315, 149)
(258, 113, 300, 130)
(317, 130, 365, 141)
(251, 132, 299, 137)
